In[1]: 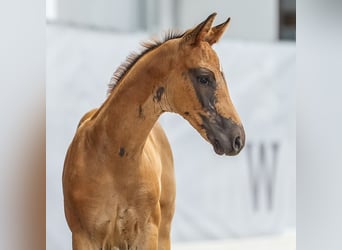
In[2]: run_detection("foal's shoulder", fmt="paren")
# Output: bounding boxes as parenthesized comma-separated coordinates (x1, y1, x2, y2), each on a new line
(149, 122, 173, 158)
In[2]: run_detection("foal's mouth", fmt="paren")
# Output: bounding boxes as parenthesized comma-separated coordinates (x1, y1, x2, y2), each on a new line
(200, 114, 245, 156)
(212, 137, 226, 156)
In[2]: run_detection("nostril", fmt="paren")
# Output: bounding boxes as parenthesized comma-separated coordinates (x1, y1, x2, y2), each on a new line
(233, 136, 242, 152)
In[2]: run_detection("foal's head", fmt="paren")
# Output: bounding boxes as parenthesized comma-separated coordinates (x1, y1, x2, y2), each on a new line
(164, 13, 245, 156)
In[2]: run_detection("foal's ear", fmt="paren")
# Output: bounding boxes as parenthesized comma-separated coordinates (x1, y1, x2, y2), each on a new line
(206, 17, 231, 45)
(182, 13, 217, 46)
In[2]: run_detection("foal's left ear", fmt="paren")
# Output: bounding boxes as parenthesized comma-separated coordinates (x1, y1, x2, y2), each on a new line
(205, 17, 231, 45)
(182, 13, 217, 46)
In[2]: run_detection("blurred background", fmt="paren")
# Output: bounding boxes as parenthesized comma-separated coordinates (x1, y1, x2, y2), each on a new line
(46, 0, 295, 249)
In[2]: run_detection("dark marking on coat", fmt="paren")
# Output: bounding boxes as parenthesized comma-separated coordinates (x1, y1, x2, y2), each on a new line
(134, 221, 138, 233)
(119, 147, 125, 157)
(184, 111, 190, 116)
(153, 87, 165, 102)
(188, 67, 217, 111)
(138, 105, 144, 118)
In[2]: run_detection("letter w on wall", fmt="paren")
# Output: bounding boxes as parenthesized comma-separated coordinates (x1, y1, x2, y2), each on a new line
(246, 142, 280, 212)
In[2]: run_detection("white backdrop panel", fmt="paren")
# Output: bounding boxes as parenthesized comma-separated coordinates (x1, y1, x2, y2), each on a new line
(47, 24, 295, 249)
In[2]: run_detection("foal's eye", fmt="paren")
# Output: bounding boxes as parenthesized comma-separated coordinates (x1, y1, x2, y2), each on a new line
(197, 76, 210, 85)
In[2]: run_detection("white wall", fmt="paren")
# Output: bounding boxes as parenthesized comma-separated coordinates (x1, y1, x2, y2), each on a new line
(175, 0, 279, 41)
(47, 0, 279, 41)
(56, 0, 144, 31)
(46, 0, 57, 20)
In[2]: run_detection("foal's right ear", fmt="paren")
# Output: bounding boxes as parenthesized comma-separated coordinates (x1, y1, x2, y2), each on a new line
(206, 17, 231, 45)
(181, 13, 217, 46)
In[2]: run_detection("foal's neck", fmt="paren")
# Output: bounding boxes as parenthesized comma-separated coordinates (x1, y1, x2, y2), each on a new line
(92, 45, 173, 159)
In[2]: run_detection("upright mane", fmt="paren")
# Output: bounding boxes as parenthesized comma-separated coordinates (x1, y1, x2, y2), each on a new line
(107, 30, 185, 95)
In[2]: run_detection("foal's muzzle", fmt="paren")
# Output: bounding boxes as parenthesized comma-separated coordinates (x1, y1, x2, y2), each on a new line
(201, 114, 245, 156)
